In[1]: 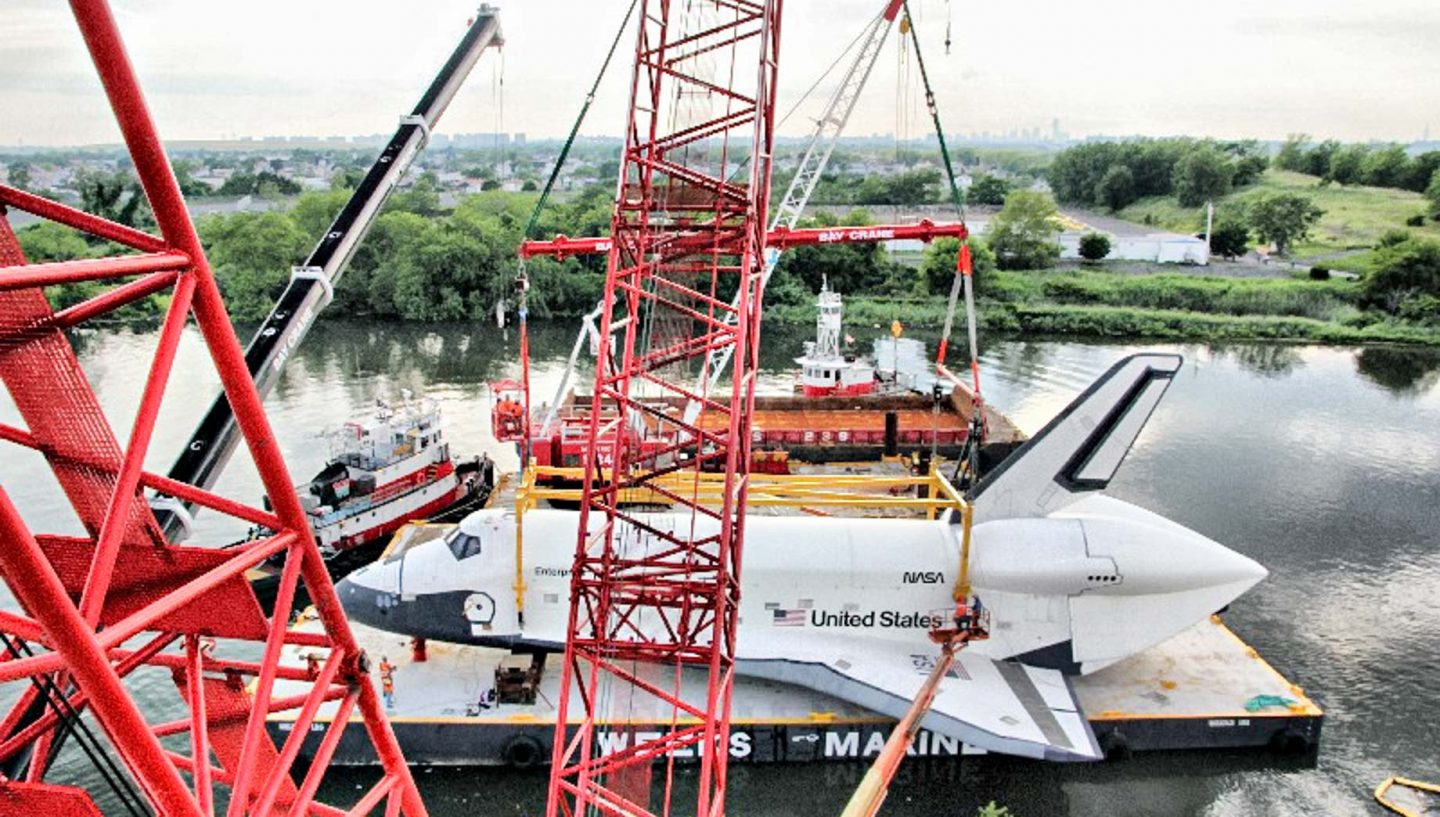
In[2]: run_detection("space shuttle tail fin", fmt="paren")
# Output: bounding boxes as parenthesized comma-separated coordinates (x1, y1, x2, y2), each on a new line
(970, 353, 1183, 524)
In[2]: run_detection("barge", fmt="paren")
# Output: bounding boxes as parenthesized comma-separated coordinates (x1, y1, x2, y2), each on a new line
(493, 286, 1025, 474)
(269, 610, 1321, 766)
(275, 354, 1322, 769)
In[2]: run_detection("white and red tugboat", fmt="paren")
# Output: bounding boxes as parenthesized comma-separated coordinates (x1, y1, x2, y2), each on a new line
(795, 279, 879, 397)
(295, 393, 492, 557)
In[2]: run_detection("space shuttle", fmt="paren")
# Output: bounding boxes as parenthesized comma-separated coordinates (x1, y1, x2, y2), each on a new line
(337, 354, 1267, 762)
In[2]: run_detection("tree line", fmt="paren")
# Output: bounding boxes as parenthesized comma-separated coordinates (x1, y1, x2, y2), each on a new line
(9, 161, 1437, 331)
(1047, 138, 1269, 210)
(1274, 136, 1440, 196)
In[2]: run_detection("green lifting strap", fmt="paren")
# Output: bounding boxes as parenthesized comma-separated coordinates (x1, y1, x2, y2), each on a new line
(518, 0, 639, 243)
(1244, 694, 1297, 712)
(901, 0, 966, 223)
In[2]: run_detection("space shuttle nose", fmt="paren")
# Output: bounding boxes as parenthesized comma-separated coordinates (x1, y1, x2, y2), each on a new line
(336, 558, 401, 628)
(1217, 545, 1268, 587)
(1115, 519, 1267, 596)
(1058, 496, 1269, 672)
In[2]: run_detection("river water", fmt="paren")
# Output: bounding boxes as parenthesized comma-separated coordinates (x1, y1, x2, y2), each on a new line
(2, 320, 1438, 816)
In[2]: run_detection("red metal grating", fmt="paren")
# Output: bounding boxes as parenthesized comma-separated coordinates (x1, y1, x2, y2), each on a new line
(0, 2, 426, 814)
(0, 780, 105, 816)
(0, 219, 164, 549)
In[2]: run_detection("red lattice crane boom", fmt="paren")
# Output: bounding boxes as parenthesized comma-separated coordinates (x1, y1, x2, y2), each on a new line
(546, 1, 782, 816)
(0, 3, 424, 814)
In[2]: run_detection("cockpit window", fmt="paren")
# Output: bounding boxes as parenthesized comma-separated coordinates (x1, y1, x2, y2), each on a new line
(445, 527, 483, 560)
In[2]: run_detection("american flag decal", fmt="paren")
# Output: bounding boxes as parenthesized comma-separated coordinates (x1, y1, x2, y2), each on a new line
(772, 609, 806, 627)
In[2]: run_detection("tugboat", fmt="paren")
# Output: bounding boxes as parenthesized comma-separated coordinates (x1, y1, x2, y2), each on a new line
(795, 279, 879, 397)
(494, 284, 1025, 475)
(793, 280, 949, 397)
(250, 393, 493, 603)
(296, 393, 493, 558)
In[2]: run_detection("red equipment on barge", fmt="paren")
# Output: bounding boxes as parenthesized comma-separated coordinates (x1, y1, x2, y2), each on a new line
(492, 282, 1024, 473)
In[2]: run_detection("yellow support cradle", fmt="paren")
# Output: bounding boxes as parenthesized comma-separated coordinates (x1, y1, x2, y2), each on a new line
(1375, 777, 1440, 817)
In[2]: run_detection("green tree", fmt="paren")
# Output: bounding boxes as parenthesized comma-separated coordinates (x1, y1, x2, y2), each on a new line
(291, 189, 352, 242)
(1407, 151, 1440, 193)
(198, 211, 311, 319)
(330, 166, 365, 190)
(1425, 169, 1440, 218)
(524, 256, 604, 317)
(1047, 141, 1124, 206)
(1172, 147, 1234, 206)
(16, 222, 167, 316)
(171, 159, 213, 197)
(967, 174, 1011, 206)
(1078, 232, 1111, 262)
(1224, 141, 1269, 187)
(920, 236, 996, 294)
(1274, 134, 1310, 173)
(1209, 218, 1249, 259)
(15, 222, 89, 262)
(1362, 144, 1412, 189)
(74, 168, 154, 233)
(1247, 192, 1323, 255)
(1361, 236, 1440, 317)
(1305, 140, 1340, 178)
(339, 210, 432, 315)
(391, 172, 444, 216)
(6, 161, 32, 191)
(987, 190, 1061, 270)
(1094, 164, 1136, 210)
(886, 168, 943, 206)
(1324, 144, 1367, 185)
(775, 209, 893, 295)
(217, 170, 301, 197)
(391, 225, 495, 320)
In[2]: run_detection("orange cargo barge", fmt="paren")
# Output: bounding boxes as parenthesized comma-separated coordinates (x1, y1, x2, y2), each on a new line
(528, 382, 1026, 470)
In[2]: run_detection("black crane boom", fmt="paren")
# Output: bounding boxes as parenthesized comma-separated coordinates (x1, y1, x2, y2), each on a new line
(155, 6, 504, 541)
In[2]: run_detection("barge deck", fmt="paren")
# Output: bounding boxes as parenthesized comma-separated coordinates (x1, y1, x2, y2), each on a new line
(270, 613, 1321, 766)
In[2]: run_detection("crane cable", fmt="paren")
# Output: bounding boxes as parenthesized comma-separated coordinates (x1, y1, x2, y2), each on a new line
(502, 2, 638, 792)
(899, 0, 986, 490)
(0, 635, 147, 817)
(510, 0, 640, 472)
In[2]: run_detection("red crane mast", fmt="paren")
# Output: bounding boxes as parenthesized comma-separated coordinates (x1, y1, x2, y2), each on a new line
(546, 1, 782, 815)
(0, 3, 424, 814)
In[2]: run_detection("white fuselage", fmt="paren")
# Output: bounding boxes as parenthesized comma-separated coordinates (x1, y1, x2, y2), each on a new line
(339, 495, 1265, 676)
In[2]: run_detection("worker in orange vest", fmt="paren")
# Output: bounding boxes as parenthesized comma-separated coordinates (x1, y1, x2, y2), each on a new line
(379, 655, 396, 709)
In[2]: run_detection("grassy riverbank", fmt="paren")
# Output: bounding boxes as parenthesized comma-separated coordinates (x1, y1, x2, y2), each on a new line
(1116, 169, 1440, 274)
(766, 268, 1440, 347)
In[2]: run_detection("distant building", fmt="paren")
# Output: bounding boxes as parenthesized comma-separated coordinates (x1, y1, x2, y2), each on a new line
(1057, 230, 1208, 265)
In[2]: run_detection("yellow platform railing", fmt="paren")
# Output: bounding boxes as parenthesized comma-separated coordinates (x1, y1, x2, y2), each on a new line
(509, 461, 970, 613)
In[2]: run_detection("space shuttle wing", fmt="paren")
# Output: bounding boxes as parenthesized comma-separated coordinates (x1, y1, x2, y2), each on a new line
(738, 635, 1101, 762)
(971, 353, 1183, 524)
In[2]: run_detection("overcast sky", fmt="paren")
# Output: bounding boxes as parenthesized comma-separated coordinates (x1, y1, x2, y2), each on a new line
(4, 0, 1439, 148)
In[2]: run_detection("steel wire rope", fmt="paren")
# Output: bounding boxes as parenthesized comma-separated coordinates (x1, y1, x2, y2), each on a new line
(896, 1, 986, 487)
(498, 3, 637, 802)
(775, 12, 873, 132)
(591, 2, 708, 799)
(0, 634, 148, 817)
(681, 5, 745, 804)
(714, 8, 877, 193)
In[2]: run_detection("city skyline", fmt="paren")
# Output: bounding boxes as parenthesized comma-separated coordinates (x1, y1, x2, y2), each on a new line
(5, 0, 1439, 148)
